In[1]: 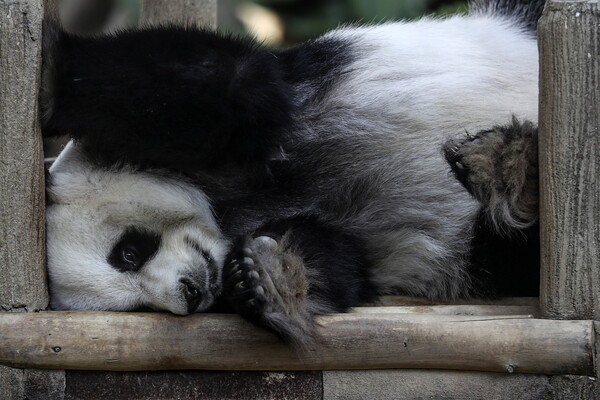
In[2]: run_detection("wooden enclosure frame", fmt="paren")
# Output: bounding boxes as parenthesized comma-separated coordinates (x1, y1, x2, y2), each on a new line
(1, 0, 598, 398)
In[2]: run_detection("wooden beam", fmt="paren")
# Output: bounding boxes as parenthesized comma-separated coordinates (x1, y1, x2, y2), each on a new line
(352, 305, 538, 317)
(539, 0, 600, 321)
(138, 0, 216, 29)
(0, 0, 48, 314)
(376, 296, 539, 307)
(0, 311, 594, 375)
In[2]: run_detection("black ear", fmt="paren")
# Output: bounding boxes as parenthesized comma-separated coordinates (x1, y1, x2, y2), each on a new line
(42, 27, 293, 176)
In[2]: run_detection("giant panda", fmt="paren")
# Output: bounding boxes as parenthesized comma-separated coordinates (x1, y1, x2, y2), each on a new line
(44, 0, 543, 346)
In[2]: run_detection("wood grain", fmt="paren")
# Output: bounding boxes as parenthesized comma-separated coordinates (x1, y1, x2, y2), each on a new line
(539, 0, 600, 321)
(0, 0, 58, 397)
(376, 296, 539, 307)
(0, 311, 593, 375)
(0, 0, 48, 313)
(352, 304, 538, 317)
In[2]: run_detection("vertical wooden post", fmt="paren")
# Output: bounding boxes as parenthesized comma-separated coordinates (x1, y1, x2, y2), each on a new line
(539, 0, 599, 321)
(0, 0, 65, 398)
(0, 0, 47, 314)
(539, 0, 600, 396)
(139, 0, 217, 29)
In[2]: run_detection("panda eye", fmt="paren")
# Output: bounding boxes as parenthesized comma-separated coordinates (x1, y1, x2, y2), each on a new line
(121, 248, 138, 265)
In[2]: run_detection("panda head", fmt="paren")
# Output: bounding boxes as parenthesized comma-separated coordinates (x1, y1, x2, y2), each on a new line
(46, 142, 230, 315)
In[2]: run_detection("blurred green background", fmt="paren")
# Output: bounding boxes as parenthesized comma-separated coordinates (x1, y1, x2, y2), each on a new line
(59, 0, 468, 45)
(218, 0, 467, 46)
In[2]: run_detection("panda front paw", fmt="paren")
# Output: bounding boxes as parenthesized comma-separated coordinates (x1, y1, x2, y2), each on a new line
(224, 235, 314, 348)
(443, 118, 539, 233)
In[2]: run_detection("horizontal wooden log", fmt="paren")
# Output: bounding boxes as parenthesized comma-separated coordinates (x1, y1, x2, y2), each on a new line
(0, 311, 593, 375)
(376, 296, 539, 307)
(352, 305, 538, 317)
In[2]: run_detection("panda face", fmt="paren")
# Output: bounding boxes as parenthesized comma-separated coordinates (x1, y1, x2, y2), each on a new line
(46, 142, 230, 315)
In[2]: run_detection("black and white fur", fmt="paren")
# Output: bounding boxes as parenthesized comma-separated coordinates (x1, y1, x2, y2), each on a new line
(44, 0, 542, 346)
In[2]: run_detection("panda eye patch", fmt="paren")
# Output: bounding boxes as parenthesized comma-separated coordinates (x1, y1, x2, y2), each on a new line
(108, 227, 161, 272)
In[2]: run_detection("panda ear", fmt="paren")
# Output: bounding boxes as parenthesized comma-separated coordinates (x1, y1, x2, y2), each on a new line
(42, 27, 293, 176)
(44, 166, 55, 207)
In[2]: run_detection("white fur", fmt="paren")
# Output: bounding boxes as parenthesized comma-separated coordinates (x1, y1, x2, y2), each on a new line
(292, 15, 538, 297)
(47, 142, 231, 314)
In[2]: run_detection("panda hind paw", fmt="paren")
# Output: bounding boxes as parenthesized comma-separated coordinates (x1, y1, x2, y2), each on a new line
(443, 118, 539, 233)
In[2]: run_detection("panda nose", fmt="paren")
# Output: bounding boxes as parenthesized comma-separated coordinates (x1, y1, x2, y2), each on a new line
(180, 278, 202, 313)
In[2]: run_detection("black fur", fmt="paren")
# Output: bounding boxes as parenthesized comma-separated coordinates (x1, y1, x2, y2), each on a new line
(472, 0, 546, 31)
(444, 119, 540, 297)
(252, 217, 378, 311)
(224, 217, 377, 346)
(468, 216, 540, 297)
(278, 38, 354, 105)
(43, 28, 294, 181)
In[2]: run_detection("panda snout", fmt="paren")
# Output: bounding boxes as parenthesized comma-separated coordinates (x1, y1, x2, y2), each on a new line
(180, 278, 203, 314)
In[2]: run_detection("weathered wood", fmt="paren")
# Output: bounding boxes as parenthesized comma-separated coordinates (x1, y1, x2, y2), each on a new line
(138, 0, 216, 29)
(539, 0, 600, 321)
(0, 0, 48, 313)
(0, 1, 60, 398)
(352, 305, 538, 317)
(376, 296, 539, 307)
(0, 311, 593, 375)
(538, 1, 600, 395)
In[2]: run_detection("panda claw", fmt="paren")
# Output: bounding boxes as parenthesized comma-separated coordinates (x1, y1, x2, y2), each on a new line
(226, 268, 242, 281)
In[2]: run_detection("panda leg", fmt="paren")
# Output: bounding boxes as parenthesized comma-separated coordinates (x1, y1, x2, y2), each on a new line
(223, 218, 376, 348)
(443, 118, 539, 234)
